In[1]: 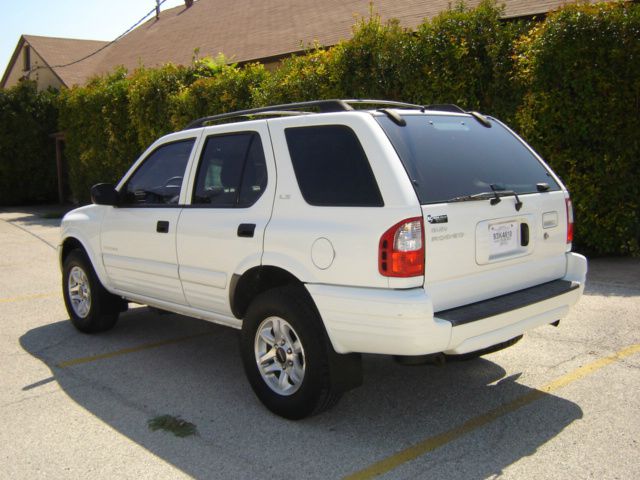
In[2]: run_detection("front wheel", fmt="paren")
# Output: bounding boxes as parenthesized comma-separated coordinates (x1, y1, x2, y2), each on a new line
(240, 285, 342, 419)
(62, 249, 122, 333)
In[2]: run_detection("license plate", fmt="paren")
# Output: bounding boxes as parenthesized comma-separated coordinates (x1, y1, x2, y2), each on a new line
(489, 221, 518, 256)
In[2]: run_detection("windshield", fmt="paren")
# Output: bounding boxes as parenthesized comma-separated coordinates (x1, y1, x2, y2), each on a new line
(376, 114, 560, 204)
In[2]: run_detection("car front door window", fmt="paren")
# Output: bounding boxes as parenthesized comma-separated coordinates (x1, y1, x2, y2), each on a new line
(122, 139, 195, 205)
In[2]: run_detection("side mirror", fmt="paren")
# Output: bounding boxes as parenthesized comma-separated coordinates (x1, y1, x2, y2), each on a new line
(91, 183, 120, 206)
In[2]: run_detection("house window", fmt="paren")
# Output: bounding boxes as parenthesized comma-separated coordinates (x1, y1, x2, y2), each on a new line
(23, 46, 31, 71)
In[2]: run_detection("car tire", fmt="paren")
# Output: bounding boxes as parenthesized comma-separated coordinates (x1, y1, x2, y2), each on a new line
(240, 285, 341, 419)
(62, 249, 122, 333)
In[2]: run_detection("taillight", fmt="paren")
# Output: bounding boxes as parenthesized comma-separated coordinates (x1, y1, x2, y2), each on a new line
(566, 197, 574, 244)
(379, 217, 424, 277)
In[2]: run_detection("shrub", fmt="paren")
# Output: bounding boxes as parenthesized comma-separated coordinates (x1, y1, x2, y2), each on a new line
(171, 61, 267, 128)
(412, 0, 528, 122)
(331, 16, 416, 101)
(58, 69, 140, 203)
(329, 1, 525, 121)
(0, 81, 58, 205)
(127, 63, 195, 148)
(516, 2, 640, 255)
(253, 49, 337, 106)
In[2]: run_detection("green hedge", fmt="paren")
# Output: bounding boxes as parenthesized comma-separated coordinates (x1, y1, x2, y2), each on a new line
(128, 63, 198, 148)
(33, 0, 640, 255)
(58, 69, 139, 203)
(412, 1, 529, 123)
(172, 60, 267, 127)
(0, 81, 58, 205)
(516, 2, 640, 255)
(254, 49, 338, 105)
(331, 17, 417, 101)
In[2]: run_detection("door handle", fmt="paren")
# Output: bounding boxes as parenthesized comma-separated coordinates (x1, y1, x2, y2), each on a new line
(520, 222, 529, 246)
(237, 223, 256, 238)
(157, 220, 169, 233)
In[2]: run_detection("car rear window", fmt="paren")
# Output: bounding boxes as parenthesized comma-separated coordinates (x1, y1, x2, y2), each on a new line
(376, 114, 560, 204)
(285, 125, 383, 207)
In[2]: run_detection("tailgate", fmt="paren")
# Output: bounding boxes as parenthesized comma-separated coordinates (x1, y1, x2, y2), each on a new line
(423, 190, 569, 311)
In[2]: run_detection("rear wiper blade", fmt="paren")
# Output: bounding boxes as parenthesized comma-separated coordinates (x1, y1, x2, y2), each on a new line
(446, 192, 497, 202)
(447, 188, 524, 211)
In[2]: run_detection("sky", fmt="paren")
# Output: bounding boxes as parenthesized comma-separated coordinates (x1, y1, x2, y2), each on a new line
(0, 0, 188, 74)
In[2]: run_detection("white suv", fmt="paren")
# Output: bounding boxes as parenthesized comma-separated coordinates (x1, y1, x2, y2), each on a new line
(59, 99, 587, 419)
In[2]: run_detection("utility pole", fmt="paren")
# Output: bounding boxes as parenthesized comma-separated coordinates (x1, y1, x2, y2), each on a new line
(156, 0, 160, 20)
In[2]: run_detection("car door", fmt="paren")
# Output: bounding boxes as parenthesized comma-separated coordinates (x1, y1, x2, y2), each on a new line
(176, 121, 275, 317)
(101, 132, 200, 305)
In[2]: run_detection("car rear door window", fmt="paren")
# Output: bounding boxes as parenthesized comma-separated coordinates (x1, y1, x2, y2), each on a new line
(285, 125, 383, 207)
(192, 132, 267, 207)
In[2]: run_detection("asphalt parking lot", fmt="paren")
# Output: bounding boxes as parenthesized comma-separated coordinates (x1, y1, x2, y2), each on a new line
(1, 207, 639, 480)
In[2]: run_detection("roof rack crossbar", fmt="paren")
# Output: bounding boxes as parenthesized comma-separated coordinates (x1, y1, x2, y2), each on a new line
(423, 104, 466, 113)
(184, 99, 353, 129)
(344, 99, 426, 111)
(345, 100, 467, 113)
(237, 111, 314, 118)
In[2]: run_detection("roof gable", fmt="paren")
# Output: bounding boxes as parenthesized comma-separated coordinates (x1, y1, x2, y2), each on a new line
(23, 35, 110, 87)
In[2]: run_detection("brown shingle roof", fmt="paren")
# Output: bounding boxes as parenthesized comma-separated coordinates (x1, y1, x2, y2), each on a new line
(93, 0, 602, 76)
(3, 0, 606, 88)
(23, 35, 110, 86)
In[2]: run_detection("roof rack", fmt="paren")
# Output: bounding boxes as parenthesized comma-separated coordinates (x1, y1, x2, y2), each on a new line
(184, 100, 353, 129)
(183, 99, 469, 129)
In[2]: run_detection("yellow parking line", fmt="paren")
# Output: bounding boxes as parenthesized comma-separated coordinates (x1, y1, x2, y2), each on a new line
(57, 332, 214, 368)
(343, 343, 640, 480)
(0, 291, 58, 304)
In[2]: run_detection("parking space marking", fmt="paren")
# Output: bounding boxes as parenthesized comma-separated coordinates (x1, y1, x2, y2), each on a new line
(57, 332, 215, 368)
(0, 291, 59, 304)
(343, 343, 640, 480)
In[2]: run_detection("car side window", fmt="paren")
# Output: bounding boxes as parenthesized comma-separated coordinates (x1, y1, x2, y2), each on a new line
(122, 139, 195, 206)
(192, 132, 267, 207)
(285, 125, 384, 207)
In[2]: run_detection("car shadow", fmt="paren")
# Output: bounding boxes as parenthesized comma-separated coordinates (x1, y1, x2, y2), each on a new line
(2, 214, 63, 228)
(20, 307, 583, 479)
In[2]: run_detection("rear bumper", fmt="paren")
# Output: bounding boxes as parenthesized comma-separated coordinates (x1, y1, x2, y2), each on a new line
(308, 253, 587, 356)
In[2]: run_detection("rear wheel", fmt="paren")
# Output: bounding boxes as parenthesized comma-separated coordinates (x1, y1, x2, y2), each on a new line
(62, 249, 122, 333)
(240, 285, 341, 419)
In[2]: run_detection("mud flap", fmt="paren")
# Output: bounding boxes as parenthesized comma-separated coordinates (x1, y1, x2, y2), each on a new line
(327, 348, 363, 394)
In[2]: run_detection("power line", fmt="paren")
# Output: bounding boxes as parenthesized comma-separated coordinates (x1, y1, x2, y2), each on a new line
(30, 0, 169, 73)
